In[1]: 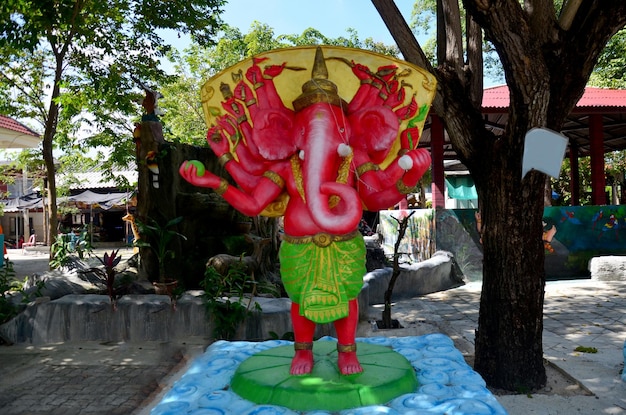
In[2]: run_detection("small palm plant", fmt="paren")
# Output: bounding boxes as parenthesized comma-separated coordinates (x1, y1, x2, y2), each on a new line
(79, 250, 122, 310)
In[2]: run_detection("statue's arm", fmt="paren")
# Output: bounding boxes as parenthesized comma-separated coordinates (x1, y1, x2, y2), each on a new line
(179, 160, 288, 216)
(355, 148, 431, 210)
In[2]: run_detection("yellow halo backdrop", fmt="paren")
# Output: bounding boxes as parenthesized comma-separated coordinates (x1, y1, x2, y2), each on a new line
(200, 46, 436, 165)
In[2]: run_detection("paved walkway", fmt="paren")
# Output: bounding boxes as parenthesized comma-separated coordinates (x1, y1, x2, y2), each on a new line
(1, 248, 625, 414)
(385, 280, 626, 414)
(1, 247, 197, 415)
(0, 341, 195, 415)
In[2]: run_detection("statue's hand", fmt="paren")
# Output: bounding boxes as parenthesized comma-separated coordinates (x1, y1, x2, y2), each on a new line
(399, 148, 431, 184)
(263, 63, 286, 78)
(206, 126, 231, 156)
(179, 160, 221, 188)
(234, 81, 255, 104)
(245, 62, 264, 85)
(351, 61, 371, 80)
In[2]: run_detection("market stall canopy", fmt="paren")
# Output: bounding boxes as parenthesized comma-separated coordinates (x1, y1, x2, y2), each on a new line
(1, 193, 42, 212)
(63, 190, 134, 209)
(0, 115, 41, 148)
(1, 190, 133, 212)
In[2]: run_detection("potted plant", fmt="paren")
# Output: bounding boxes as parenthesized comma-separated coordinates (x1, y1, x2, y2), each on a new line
(234, 211, 253, 234)
(135, 216, 187, 300)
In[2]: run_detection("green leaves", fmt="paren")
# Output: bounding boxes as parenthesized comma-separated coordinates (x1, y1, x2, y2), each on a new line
(135, 216, 187, 282)
(589, 28, 626, 89)
(1, 0, 225, 240)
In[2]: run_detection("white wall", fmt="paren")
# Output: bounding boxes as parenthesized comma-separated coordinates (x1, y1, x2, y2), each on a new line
(0, 211, 45, 245)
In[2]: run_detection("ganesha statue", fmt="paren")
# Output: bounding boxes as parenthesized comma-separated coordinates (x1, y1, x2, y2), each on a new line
(180, 46, 436, 376)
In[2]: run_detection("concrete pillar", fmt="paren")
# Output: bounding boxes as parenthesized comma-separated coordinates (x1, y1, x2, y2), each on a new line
(589, 114, 605, 205)
(569, 144, 580, 206)
(430, 115, 445, 208)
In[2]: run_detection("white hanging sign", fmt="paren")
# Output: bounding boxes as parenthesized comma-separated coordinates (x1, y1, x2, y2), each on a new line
(522, 128, 569, 179)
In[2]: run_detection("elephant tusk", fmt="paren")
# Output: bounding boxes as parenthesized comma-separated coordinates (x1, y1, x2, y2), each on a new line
(299, 150, 305, 160)
(337, 143, 352, 157)
(398, 154, 413, 170)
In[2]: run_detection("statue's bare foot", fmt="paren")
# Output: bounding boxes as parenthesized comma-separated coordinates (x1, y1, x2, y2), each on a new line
(291, 342, 313, 375)
(337, 344, 362, 375)
(290, 349, 313, 375)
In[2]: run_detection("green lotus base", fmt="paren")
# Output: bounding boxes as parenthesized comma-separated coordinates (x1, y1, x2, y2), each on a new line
(230, 340, 418, 412)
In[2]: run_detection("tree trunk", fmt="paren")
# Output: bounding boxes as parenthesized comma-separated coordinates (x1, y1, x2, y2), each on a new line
(474, 166, 547, 390)
(373, 0, 550, 390)
(44, 73, 62, 264)
(44, 141, 57, 261)
(373, 0, 626, 391)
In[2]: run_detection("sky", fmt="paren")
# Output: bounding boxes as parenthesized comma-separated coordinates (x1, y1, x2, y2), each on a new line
(162, 2, 502, 86)
(219, 0, 416, 45)
(160, 0, 419, 73)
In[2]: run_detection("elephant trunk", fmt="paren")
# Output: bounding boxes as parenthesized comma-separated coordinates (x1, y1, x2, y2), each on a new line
(299, 105, 361, 234)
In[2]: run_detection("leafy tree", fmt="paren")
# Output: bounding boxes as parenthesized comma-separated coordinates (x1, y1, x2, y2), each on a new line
(373, 0, 626, 390)
(160, 24, 260, 145)
(0, 0, 225, 254)
(408, 0, 503, 84)
(588, 28, 626, 89)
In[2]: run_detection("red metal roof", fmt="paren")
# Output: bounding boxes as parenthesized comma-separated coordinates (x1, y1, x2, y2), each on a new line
(0, 115, 39, 137)
(482, 85, 626, 110)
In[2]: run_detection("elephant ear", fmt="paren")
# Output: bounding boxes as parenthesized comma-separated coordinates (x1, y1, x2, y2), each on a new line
(251, 108, 297, 160)
(349, 107, 399, 164)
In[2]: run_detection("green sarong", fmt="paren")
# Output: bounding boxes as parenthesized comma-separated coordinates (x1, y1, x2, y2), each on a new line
(280, 232, 366, 324)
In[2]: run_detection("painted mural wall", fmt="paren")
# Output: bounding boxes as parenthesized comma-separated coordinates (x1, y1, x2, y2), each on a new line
(378, 209, 435, 264)
(378, 206, 626, 281)
(542, 205, 626, 279)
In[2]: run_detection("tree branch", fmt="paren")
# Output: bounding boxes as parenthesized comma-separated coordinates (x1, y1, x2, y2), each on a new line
(464, 0, 550, 121)
(558, 0, 583, 31)
(548, 2, 626, 127)
(441, 0, 464, 72)
(370, 0, 443, 111)
(525, 0, 558, 44)
(372, 0, 487, 169)
(370, 0, 434, 71)
(466, 13, 483, 108)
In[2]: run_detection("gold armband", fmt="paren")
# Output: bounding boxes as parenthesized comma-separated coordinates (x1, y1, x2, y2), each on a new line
(236, 115, 247, 124)
(396, 179, 418, 195)
(337, 343, 357, 353)
(397, 148, 409, 156)
(218, 153, 234, 167)
(253, 82, 264, 89)
(262, 170, 285, 189)
(215, 178, 229, 196)
(294, 342, 313, 351)
(356, 162, 379, 176)
(245, 98, 257, 107)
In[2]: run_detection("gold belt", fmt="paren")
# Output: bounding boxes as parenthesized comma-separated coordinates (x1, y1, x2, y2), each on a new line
(282, 230, 360, 248)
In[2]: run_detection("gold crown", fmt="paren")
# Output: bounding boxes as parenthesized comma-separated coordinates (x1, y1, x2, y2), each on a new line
(293, 47, 347, 112)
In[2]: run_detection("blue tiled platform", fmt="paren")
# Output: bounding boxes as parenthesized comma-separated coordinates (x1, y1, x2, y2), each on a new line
(151, 334, 508, 415)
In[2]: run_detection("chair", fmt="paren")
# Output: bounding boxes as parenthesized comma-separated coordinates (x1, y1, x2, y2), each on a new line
(22, 234, 36, 253)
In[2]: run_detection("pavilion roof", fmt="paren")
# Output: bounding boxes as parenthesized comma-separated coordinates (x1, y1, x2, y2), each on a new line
(482, 85, 626, 111)
(418, 85, 626, 162)
(0, 115, 41, 148)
